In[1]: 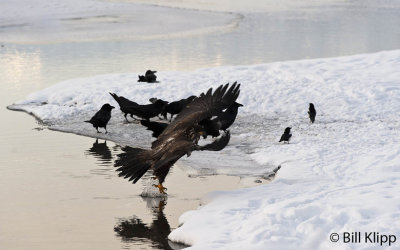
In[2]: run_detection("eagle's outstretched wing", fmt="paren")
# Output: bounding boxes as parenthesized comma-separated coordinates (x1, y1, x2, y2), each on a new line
(114, 83, 240, 190)
(152, 82, 240, 149)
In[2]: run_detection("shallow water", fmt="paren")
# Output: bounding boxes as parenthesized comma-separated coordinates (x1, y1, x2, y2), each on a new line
(1, 0, 400, 249)
(0, 115, 262, 249)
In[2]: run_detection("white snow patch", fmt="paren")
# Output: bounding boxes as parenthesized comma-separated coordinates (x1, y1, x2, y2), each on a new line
(8, 50, 400, 249)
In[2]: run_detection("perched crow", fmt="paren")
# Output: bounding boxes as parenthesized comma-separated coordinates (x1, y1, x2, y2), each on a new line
(279, 127, 292, 143)
(148, 97, 167, 119)
(308, 103, 316, 123)
(145, 70, 157, 82)
(85, 103, 115, 133)
(140, 120, 168, 138)
(115, 82, 240, 194)
(128, 99, 168, 121)
(138, 70, 157, 83)
(213, 102, 243, 131)
(161, 95, 196, 121)
(109, 92, 139, 121)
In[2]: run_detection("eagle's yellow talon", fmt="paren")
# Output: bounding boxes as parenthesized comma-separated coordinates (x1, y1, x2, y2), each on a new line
(153, 183, 167, 194)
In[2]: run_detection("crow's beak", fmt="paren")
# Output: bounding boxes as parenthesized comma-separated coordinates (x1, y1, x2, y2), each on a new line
(111, 106, 115, 109)
(237, 103, 243, 107)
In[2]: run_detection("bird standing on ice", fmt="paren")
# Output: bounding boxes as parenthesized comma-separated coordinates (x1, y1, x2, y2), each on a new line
(85, 103, 115, 133)
(308, 103, 316, 123)
(279, 127, 292, 143)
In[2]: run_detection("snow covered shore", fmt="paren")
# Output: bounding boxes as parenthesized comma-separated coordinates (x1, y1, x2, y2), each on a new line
(9, 50, 400, 249)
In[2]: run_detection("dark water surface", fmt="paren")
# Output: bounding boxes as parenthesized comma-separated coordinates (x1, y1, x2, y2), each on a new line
(1, 1, 400, 249)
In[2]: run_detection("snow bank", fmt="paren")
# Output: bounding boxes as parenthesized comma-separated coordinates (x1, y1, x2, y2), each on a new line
(9, 50, 400, 248)
(168, 52, 400, 249)
(11, 51, 400, 122)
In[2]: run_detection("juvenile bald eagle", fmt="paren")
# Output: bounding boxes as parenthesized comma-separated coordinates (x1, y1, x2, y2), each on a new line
(114, 82, 240, 194)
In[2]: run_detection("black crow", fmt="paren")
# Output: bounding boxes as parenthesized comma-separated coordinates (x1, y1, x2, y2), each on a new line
(140, 120, 169, 138)
(308, 103, 316, 123)
(127, 99, 168, 121)
(138, 70, 157, 83)
(213, 102, 243, 131)
(85, 103, 115, 133)
(279, 127, 292, 143)
(115, 82, 240, 194)
(109, 92, 139, 121)
(148, 97, 168, 119)
(161, 95, 196, 121)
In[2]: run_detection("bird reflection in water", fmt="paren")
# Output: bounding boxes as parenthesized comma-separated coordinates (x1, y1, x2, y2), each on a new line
(114, 197, 187, 250)
(84, 139, 112, 166)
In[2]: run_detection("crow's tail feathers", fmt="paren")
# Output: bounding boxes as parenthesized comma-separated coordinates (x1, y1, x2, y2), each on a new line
(109, 92, 121, 105)
(114, 147, 152, 184)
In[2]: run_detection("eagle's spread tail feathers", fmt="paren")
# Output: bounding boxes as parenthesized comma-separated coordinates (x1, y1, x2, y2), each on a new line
(115, 147, 153, 184)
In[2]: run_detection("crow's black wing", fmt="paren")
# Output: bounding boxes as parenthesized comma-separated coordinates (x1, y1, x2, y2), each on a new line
(90, 109, 109, 124)
(199, 130, 231, 151)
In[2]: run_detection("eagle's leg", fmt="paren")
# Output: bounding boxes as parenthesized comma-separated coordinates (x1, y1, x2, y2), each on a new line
(151, 176, 168, 194)
(153, 183, 168, 194)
